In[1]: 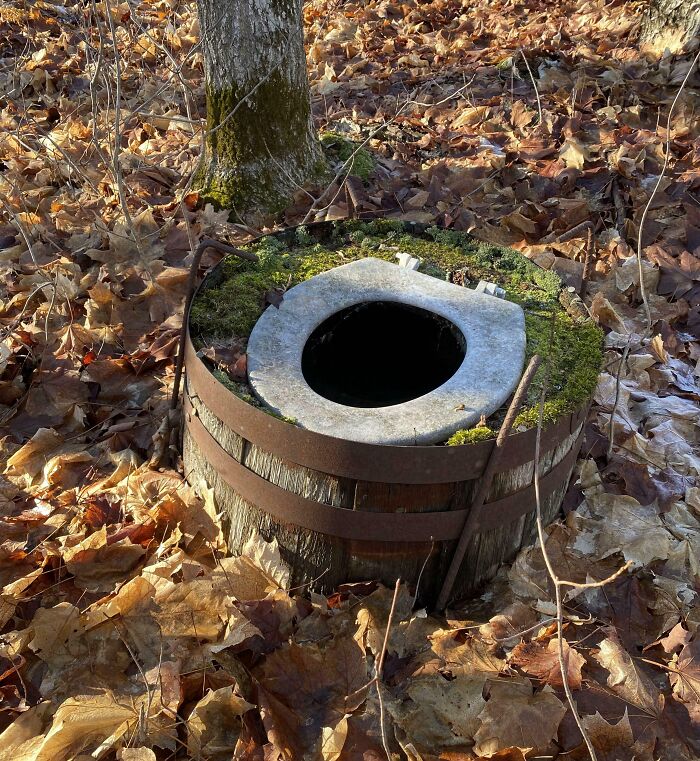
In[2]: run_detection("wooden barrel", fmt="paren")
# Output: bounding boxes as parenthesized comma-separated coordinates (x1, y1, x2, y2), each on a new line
(182, 331, 588, 605)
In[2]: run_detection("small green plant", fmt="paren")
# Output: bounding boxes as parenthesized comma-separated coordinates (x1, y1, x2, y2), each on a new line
(320, 131, 375, 181)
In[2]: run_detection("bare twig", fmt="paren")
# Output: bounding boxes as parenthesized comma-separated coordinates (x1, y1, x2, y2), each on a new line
(636, 48, 700, 335)
(534, 342, 632, 761)
(376, 579, 400, 761)
(607, 336, 633, 462)
(412, 541, 435, 608)
(0, 189, 41, 268)
(519, 48, 543, 124)
(581, 225, 595, 299)
(612, 177, 626, 241)
(104, 0, 143, 255)
(436, 354, 543, 611)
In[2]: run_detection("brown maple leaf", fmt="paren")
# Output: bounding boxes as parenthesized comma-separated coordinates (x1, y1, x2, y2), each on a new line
(510, 637, 586, 690)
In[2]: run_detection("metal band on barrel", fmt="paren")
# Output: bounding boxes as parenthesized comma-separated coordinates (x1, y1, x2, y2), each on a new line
(185, 397, 583, 544)
(184, 333, 588, 485)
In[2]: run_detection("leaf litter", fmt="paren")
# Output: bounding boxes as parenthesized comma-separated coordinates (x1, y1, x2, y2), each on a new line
(0, 0, 698, 758)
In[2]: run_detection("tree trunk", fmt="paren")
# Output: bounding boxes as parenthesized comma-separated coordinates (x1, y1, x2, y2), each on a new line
(640, 0, 700, 53)
(195, 0, 324, 215)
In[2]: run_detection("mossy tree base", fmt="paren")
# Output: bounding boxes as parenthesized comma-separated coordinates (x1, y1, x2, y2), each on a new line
(194, 78, 327, 216)
(195, 0, 325, 217)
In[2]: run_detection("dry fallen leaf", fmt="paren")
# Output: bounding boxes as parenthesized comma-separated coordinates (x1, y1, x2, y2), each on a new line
(510, 637, 586, 689)
(117, 749, 157, 761)
(473, 679, 566, 757)
(390, 673, 487, 750)
(186, 685, 253, 761)
(256, 637, 369, 758)
(593, 636, 664, 717)
(319, 714, 350, 761)
(670, 640, 700, 706)
(577, 711, 634, 761)
(559, 138, 588, 169)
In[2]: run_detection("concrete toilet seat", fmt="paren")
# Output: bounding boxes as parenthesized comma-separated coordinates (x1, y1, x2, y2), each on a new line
(246, 257, 526, 445)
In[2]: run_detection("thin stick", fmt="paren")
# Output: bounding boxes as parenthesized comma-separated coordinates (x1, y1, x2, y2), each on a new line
(636, 48, 700, 335)
(104, 0, 142, 255)
(581, 225, 595, 299)
(519, 48, 543, 125)
(602, 47, 700, 464)
(553, 221, 596, 299)
(435, 353, 543, 611)
(534, 349, 632, 761)
(606, 337, 632, 462)
(533, 348, 596, 760)
(376, 579, 400, 761)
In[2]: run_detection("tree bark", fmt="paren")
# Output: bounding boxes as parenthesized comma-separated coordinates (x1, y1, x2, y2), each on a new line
(195, 0, 324, 215)
(640, 0, 700, 53)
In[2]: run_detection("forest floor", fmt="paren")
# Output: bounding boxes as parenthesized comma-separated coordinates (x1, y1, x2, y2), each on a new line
(0, 0, 699, 758)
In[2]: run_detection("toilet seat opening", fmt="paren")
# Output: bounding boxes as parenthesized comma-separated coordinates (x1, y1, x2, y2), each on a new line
(301, 301, 466, 408)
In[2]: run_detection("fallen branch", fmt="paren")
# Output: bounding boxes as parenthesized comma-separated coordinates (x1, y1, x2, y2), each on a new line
(436, 354, 543, 611)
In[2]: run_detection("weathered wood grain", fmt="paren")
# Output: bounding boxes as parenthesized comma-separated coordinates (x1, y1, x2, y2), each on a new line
(184, 380, 584, 604)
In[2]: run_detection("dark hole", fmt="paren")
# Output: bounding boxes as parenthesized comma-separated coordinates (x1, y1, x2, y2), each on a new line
(301, 301, 466, 408)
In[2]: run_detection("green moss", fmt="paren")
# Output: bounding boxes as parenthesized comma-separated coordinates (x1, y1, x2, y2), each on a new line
(520, 311, 602, 413)
(190, 258, 291, 341)
(320, 131, 375, 181)
(191, 232, 397, 343)
(448, 312, 602, 445)
(191, 220, 603, 444)
(211, 369, 296, 423)
(447, 426, 495, 446)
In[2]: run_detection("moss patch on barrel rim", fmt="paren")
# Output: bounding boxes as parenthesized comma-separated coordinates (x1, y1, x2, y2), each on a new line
(189, 220, 603, 444)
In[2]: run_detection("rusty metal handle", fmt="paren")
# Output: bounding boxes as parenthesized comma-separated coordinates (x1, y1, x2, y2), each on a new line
(170, 236, 259, 411)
